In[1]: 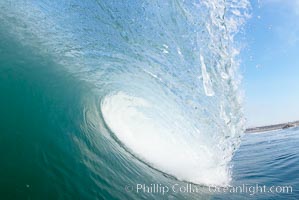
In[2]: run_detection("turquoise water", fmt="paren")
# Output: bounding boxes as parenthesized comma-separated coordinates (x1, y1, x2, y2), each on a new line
(1, 0, 297, 199)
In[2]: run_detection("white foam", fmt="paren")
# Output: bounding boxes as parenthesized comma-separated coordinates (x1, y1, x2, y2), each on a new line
(200, 54, 215, 97)
(101, 92, 231, 186)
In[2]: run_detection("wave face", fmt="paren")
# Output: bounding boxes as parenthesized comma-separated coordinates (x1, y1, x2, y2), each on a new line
(0, 0, 249, 189)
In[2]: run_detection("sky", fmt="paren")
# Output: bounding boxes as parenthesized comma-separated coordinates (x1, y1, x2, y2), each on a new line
(241, 0, 299, 127)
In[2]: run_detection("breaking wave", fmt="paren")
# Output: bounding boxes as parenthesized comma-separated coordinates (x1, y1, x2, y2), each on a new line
(0, 0, 249, 187)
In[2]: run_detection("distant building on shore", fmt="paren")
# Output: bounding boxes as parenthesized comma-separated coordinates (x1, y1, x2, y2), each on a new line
(245, 120, 299, 133)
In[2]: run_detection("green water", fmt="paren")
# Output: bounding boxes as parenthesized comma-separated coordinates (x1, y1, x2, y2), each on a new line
(0, 31, 90, 199)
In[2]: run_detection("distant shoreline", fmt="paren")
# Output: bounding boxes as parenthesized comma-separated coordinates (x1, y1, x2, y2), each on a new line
(245, 120, 299, 133)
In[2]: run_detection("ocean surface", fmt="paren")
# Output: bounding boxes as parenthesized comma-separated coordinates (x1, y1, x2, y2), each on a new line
(0, 0, 297, 199)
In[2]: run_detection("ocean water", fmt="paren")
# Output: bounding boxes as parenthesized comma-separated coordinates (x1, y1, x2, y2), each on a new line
(0, 0, 297, 199)
(228, 127, 299, 199)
